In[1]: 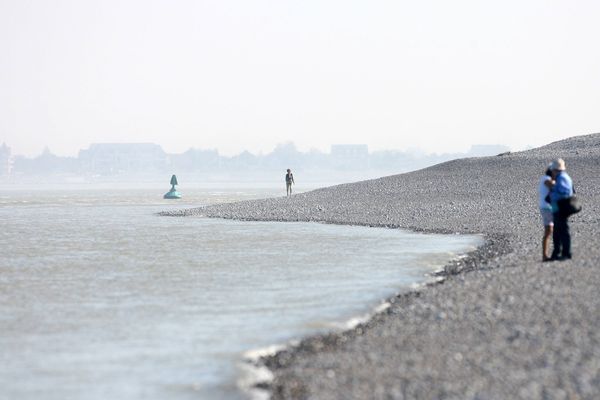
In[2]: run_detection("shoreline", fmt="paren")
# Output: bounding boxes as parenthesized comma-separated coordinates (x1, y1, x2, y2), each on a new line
(240, 231, 502, 399)
(166, 133, 600, 399)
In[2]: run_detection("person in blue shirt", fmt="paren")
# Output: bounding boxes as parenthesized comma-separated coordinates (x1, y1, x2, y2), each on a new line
(549, 158, 574, 261)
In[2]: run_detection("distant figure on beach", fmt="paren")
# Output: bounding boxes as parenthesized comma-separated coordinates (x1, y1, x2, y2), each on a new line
(285, 169, 295, 196)
(539, 165, 555, 261)
(549, 158, 574, 261)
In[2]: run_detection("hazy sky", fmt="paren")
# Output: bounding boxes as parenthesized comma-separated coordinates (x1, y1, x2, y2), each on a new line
(1, 0, 599, 157)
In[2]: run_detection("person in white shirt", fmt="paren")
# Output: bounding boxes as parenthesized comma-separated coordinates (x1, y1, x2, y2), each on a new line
(538, 164, 555, 261)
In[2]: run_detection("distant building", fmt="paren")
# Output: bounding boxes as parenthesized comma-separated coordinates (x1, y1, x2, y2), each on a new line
(79, 143, 168, 175)
(0, 142, 12, 176)
(263, 142, 303, 169)
(10, 146, 79, 176)
(169, 148, 221, 172)
(330, 144, 369, 170)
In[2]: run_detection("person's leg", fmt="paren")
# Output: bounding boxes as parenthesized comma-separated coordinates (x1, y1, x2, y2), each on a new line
(541, 210, 553, 261)
(543, 225, 552, 260)
(561, 217, 571, 258)
(551, 213, 561, 259)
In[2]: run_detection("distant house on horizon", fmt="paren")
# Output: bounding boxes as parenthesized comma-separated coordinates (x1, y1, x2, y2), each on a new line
(169, 148, 221, 172)
(79, 143, 168, 175)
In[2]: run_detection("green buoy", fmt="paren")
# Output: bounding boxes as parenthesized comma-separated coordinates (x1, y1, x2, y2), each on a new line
(163, 174, 182, 199)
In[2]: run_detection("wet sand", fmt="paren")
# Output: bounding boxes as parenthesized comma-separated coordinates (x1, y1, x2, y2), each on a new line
(164, 133, 600, 399)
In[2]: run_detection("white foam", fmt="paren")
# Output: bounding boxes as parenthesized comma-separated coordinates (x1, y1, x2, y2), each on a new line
(243, 344, 287, 362)
(327, 299, 392, 331)
(238, 343, 292, 400)
(237, 362, 273, 400)
(336, 314, 370, 330)
(373, 301, 391, 314)
(410, 275, 443, 290)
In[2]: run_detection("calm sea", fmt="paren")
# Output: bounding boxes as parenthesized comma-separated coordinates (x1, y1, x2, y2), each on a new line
(0, 185, 481, 400)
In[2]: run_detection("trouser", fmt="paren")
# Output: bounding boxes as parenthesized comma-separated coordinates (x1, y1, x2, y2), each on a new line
(551, 212, 571, 258)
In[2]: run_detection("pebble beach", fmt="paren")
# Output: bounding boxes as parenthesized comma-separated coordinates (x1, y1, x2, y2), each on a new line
(164, 133, 600, 399)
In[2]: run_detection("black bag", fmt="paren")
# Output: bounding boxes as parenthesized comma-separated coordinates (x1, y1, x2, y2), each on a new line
(557, 196, 582, 217)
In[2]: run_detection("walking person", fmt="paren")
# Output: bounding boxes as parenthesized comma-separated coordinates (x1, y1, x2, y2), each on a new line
(539, 165, 554, 261)
(549, 158, 574, 261)
(285, 168, 295, 197)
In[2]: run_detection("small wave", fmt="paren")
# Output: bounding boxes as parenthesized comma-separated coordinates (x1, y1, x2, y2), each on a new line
(238, 344, 291, 400)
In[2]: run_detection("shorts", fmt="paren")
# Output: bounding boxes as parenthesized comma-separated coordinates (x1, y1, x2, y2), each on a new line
(540, 209, 554, 227)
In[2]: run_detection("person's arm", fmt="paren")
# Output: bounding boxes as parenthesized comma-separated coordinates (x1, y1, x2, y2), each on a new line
(544, 179, 555, 189)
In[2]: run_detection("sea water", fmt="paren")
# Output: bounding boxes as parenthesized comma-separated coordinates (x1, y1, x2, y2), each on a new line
(0, 186, 481, 400)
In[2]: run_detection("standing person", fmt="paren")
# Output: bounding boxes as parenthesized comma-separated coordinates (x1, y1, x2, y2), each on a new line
(549, 158, 574, 261)
(285, 168, 294, 197)
(539, 165, 555, 261)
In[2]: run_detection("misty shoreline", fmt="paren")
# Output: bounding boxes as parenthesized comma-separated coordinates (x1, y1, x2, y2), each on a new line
(165, 133, 600, 399)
